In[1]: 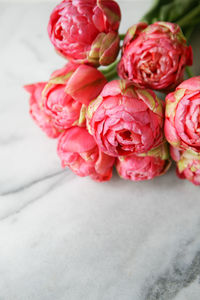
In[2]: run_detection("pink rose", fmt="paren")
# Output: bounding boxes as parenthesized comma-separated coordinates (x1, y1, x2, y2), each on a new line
(87, 80, 164, 157)
(42, 62, 107, 130)
(170, 147, 200, 185)
(57, 126, 115, 181)
(48, 0, 121, 66)
(118, 22, 193, 90)
(24, 83, 61, 138)
(116, 143, 171, 181)
(165, 76, 200, 153)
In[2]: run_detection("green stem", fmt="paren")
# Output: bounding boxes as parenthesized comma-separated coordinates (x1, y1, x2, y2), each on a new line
(101, 60, 119, 75)
(177, 4, 200, 28)
(185, 66, 195, 79)
(184, 26, 195, 41)
(104, 68, 118, 81)
(119, 33, 126, 40)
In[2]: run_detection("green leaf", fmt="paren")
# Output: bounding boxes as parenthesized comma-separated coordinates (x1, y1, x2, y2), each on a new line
(141, 0, 173, 23)
(159, 3, 174, 21)
(141, 0, 200, 36)
(168, 0, 198, 22)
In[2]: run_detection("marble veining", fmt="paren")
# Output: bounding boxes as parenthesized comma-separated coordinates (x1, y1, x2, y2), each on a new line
(1, 1, 200, 300)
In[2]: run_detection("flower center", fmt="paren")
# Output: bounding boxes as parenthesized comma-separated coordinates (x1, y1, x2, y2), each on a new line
(119, 130, 132, 141)
(55, 26, 63, 41)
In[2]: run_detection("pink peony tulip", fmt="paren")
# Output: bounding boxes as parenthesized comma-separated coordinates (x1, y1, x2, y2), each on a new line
(170, 147, 200, 185)
(48, 0, 121, 66)
(116, 142, 171, 181)
(24, 83, 61, 138)
(87, 80, 164, 157)
(42, 62, 107, 130)
(57, 126, 115, 181)
(118, 22, 193, 91)
(165, 76, 200, 153)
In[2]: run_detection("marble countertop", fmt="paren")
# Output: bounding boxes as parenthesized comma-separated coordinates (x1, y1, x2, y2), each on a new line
(1, 1, 200, 299)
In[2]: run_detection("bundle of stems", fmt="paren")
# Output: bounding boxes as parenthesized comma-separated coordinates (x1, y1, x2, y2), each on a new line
(141, 0, 200, 39)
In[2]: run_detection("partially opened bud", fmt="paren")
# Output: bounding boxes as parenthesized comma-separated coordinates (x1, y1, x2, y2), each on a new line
(24, 83, 61, 138)
(48, 0, 121, 66)
(170, 147, 200, 185)
(116, 142, 171, 181)
(88, 32, 120, 66)
(66, 64, 107, 105)
(42, 63, 107, 130)
(57, 126, 115, 181)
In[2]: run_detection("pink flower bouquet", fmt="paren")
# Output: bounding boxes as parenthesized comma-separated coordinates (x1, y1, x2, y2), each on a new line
(25, 0, 200, 185)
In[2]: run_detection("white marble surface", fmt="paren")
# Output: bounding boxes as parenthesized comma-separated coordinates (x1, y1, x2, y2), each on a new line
(1, 1, 200, 299)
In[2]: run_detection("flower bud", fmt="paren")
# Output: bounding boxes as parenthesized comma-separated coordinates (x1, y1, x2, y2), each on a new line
(170, 147, 200, 185)
(87, 80, 164, 157)
(24, 83, 61, 138)
(66, 64, 107, 105)
(165, 76, 200, 153)
(48, 0, 121, 66)
(116, 142, 171, 181)
(118, 21, 193, 91)
(57, 126, 115, 181)
(42, 63, 107, 130)
(88, 32, 120, 66)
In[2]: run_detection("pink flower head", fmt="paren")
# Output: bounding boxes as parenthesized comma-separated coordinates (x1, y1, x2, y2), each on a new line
(116, 142, 171, 181)
(57, 126, 115, 181)
(42, 62, 107, 130)
(170, 147, 200, 185)
(165, 76, 200, 153)
(24, 83, 61, 138)
(48, 0, 121, 66)
(118, 22, 193, 91)
(87, 80, 164, 157)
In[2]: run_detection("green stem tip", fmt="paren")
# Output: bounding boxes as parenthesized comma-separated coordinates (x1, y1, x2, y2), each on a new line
(119, 33, 126, 40)
(100, 59, 119, 75)
(185, 66, 195, 79)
